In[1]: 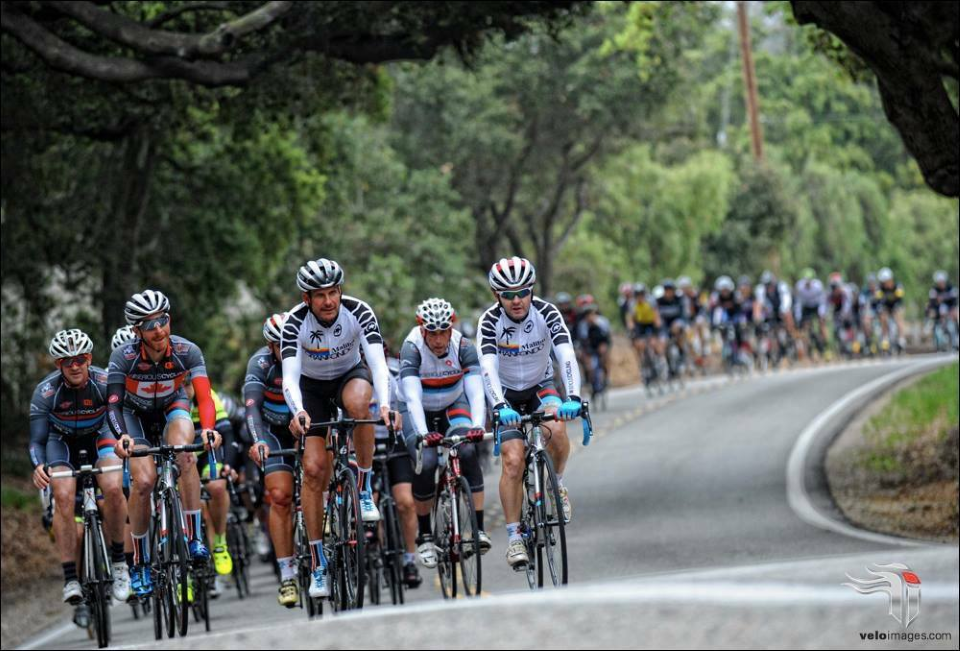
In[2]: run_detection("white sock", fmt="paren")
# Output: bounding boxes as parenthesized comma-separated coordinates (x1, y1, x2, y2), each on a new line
(277, 556, 296, 581)
(506, 522, 522, 543)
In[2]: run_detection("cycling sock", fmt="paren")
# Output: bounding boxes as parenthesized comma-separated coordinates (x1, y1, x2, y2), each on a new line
(417, 514, 432, 538)
(213, 532, 227, 548)
(185, 510, 203, 542)
(125, 552, 134, 569)
(131, 532, 150, 565)
(404, 552, 416, 565)
(277, 556, 296, 581)
(309, 540, 327, 571)
(357, 466, 373, 494)
(476, 510, 485, 531)
(556, 474, 564, 487)
(111, 540, 126, 564)
(506, 522, 522, 543)
(63, 561, 78, 584)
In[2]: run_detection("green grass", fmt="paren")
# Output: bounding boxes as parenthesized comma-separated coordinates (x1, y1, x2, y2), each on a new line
(861, 362, 959, 471)
(1, 484, 38, 512)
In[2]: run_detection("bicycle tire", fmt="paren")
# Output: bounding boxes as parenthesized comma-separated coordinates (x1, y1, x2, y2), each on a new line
(336, 468, 365, 610)
(536, 452, 568, 588)
(432, 483, 456, 598)
(382, 497, 405, 605)
(167, 492, 191, 637)
(454, 475, 481, 597)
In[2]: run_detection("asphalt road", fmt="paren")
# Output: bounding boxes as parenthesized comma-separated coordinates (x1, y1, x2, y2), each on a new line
(18, 355, 960, 650)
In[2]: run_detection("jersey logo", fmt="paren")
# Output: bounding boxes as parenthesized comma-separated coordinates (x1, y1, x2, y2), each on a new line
(309, 330, 323, 344)
(500, 326, 516, 340)
(41, 382, 55, 398)
(138, 362, 152, 372)
(364, 321, 378, 334)
(334, 324, 343, 337)
(123, 349, 138, 360)
(445, 359, 454, 367)
(83, 399, 93, 407)
(165, 362, 174, 370)
(174, 342, 190, 354)
(550, 322, 563, 334)
(59, 401, 73, 410)
(108, 394, 120, 404)
(523, 321, 535, 334)
(258, 357, 270, 370)
(246, 398, 255, 407)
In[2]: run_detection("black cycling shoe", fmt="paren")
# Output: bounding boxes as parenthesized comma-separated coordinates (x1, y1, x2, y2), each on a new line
(403, 562, 422, 589)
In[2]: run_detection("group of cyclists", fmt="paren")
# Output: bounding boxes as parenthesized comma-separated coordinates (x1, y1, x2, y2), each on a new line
(29, 255, 589, 636)
(550, 267, 957, 391)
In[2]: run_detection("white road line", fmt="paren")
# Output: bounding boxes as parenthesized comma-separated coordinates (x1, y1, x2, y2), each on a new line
(785, 355, 958, 547)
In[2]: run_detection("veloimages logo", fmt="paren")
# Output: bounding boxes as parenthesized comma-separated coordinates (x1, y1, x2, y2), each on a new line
(843, 563, 921, 628)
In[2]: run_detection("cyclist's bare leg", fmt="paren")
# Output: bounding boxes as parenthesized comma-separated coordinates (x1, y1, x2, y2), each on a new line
(302, 436, 331, 541)
(52, 476, 79, 563)
(265, 472, 294, 557)
(205, 478, 229, 537)
(542, 404, 569, 476)
(391, 482, 418, 554)
(342, 379, 375, 470)
(169, 418, 202, 512)
(95, 460, 127, 545)
(499, 439, 526, 524)
(127, 455, 157, 535)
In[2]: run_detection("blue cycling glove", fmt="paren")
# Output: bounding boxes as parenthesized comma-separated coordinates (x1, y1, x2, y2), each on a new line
(495, 404, 521, 427)
(557, 396, 582, 421)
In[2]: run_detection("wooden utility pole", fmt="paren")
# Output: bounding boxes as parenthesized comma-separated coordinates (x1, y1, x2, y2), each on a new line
(737, 1, 764, 161)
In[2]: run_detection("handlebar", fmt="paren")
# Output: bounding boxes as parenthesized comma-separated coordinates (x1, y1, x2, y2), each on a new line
(414, 430, 493, 475)
(48, 463, 124, 479)
(491, 401, 593, 455)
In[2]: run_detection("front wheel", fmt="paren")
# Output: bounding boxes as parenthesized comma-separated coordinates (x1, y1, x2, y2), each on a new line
(454, 476, 481, 597)
(536, 452, 568, 588)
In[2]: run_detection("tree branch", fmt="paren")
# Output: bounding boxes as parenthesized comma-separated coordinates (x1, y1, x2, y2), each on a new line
(2, 4, 257, 86)
(146, 2, 233, 29)
(43, 1, 293, 60)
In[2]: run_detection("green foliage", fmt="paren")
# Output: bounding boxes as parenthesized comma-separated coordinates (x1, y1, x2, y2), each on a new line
(865, 363, 960, 447)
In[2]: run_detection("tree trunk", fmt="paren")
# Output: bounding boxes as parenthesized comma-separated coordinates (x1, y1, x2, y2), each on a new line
(100, 128, 157, 340)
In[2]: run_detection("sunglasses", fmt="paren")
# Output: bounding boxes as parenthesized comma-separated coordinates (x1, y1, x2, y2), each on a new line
(60, 355, 89, 368)
(423, 321, 453, 332)
(499, 288, 532, 301)
(138, 314, 170, 331)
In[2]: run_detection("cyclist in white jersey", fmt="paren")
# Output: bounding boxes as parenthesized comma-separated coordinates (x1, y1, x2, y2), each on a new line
(398, 298, 491, 568)
(280, 258, 401, 599)
(477, 257, 583, 569)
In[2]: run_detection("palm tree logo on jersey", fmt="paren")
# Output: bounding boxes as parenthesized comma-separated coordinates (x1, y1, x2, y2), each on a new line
(498, 326, 519, 354)
(305, 330, 330, 360)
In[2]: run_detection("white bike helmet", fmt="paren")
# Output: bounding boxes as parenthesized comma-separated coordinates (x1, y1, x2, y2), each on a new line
(124, 289, 170, 325)
(488, 257, 536, 291)
(49, 329, 93, 359)
(263, 313, 287, 343)
(297, 258, 344, 292)
(111, 325, 137, 351)
(416, 298, 456, 331)
(878, 267, 894, 283)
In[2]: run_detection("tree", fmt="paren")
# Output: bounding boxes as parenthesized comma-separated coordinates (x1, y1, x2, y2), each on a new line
(391, 2, 721, 295)
(789, 2, 959, 197)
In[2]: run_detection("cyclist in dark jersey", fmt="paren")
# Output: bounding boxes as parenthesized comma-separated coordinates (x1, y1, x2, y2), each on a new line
(109, 290, 222, 597)
(30, 329, 130, 605)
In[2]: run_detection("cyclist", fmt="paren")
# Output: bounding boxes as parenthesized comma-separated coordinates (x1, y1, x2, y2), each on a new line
(30, 329, 131, 604)
(711, 276, 746, 364)
(184, 380, 236, 587)
(657, 279, 687, 376)
(110, 290, 222, 598)
(246, 313, 305, 607)
(927, 270, 959, 349)
(280, 258, 400, 598)
(794, 268, 828, 358)
(875, 267, 907, 352)
(629, 283, 662, 378)
(477, 257, 583, 569)
(397, 298, 490, 573)
(580, 304, 612, 396)
(861, 273, 881, 352)
(827, 273, 857, 355)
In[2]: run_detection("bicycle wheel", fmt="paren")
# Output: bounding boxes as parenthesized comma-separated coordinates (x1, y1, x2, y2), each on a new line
(150, 515, 168, 640)
(535, 452, 568, 588)
(167, 492, 191, 636)
(227, 520, 246, 599)
(85, 519, 111, 648)
(519, 469, 538, 591)
(336, 468, 365, 611)
(382, 497, 405, 605)
(432, 484, 456, 599)
(455, 476, 481, 597)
